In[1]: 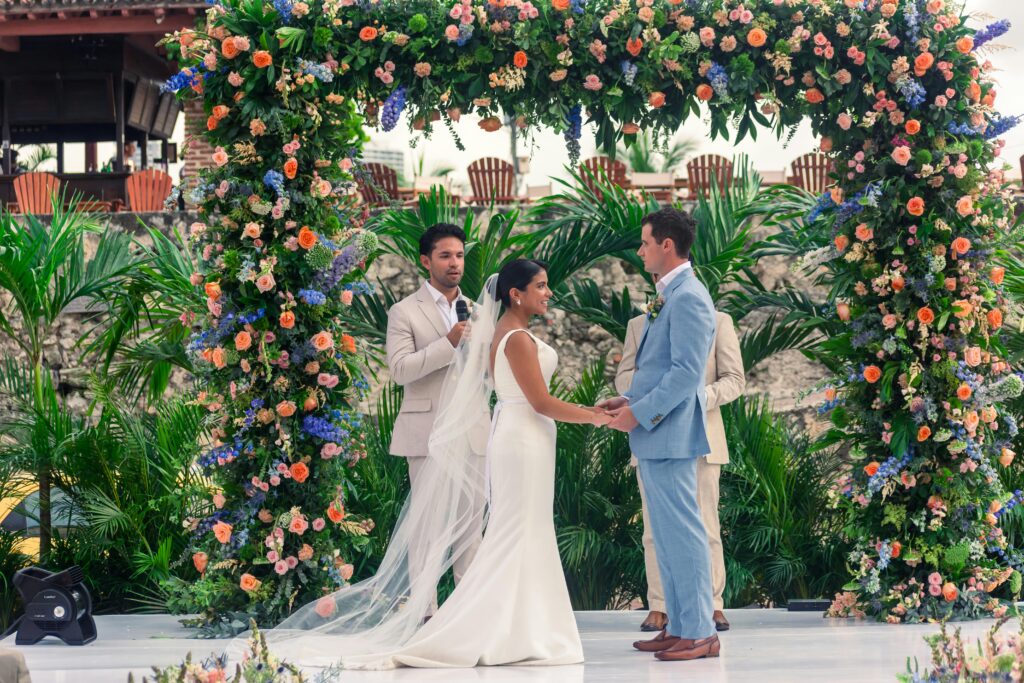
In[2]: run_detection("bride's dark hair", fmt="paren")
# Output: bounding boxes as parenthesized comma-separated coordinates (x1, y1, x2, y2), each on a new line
(495, 258, 549, 308)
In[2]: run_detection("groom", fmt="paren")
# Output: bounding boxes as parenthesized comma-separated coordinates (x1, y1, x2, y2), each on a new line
(600, 207, 720, 661)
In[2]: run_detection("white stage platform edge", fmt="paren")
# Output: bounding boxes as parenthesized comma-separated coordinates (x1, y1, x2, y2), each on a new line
(2, 609, 1009, 682)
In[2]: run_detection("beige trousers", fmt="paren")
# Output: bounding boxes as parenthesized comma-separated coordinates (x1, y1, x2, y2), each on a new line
(0, 648, 31, 683)
(407, 455, 484, 613)
(637, 457, 725, 612)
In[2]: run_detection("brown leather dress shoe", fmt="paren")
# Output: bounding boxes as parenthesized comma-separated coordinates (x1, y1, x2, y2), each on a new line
(655, 634, 721, 661)
(713, 610, 730, 631)
(633, 629, 681, 652)
(640, 610, 667, 632)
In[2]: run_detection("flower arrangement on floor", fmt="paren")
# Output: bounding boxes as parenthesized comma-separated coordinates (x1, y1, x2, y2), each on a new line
(898, 618, 1024, 682)
(161, 0, 1023, 624)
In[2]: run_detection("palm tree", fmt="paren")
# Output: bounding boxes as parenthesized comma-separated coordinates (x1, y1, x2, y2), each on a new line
(616, 131, 699, 174)
(0, 198, 137, 562)
(14, 145, 57, 173)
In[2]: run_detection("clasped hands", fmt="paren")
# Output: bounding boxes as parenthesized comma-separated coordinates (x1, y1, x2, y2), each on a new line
(587, 396, 639, 432)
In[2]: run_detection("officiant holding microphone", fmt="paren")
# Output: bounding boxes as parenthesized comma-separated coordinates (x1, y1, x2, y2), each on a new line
(386, 223, 490, 614)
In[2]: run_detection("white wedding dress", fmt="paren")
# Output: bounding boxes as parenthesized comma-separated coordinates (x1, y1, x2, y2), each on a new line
(341, 328, 584, 669)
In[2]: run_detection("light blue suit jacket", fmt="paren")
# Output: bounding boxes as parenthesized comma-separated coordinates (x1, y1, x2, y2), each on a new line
(625, 267, 717, 460)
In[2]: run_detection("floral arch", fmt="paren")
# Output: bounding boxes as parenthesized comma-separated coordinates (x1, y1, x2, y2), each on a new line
(162, 0, 1022, 626)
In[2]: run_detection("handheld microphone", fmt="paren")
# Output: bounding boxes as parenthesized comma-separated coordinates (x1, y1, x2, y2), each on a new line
(455, 300, 470, 322)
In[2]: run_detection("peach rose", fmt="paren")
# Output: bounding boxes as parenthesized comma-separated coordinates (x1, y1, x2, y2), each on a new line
(747, 27, 767, 48)
(906, 197, 925, 216)
(956, 36, 974, 54)
(648, 91, 666, 109)
(289, 515, 309, 534)
(957, 384, 973, 401)
(855, 223, 873, 241)
(820, 136, 833, 153)
(956, 196, 974, 217)
(235, 331, 252, 351)
(192, 551, 208, 574)
(298, 227, 318, 250)
(298, 544, 314, 561)
(211, 347, 227, 369)
(213, 521, 232, 544)
(290, 461, 310, 483)
(964, 346, 982, 367)
(914, 52, 934, 77)
(952, 300, 973, 319)
(917, 307, 935, 325)
(951, 236, 971, 256)
(303, 394, 318, 411)
(988, 309, 1003, 329)
(836, 302, 851, 322)
(1000, 448, 1015, 467)
(280, 310, 296, 329)
(552, 0, 570, 9)
(917, 425, 932, 442)
(478, 116, 502, 132)
(944, 277, 958, 292)
(891, 146, 912, 166)
(341, 334, 356, 354)
(242, 222, 261, 239)
(863, 365, 882, 384)
(205, 282, 222, 299)
(240, 573, 261, 592)
(315, 597, 337, 618)
(991, 267, 1005, 285)
(981, 406, 997, 423)
(276, 401, 297, 417)
(311, 331, 334, 351)
(905, 119, 921, 135)
(891, 276, 905, 292)
(359, 26, 378, 41)
(696, 84, 714, 101)
(941, 582, 958, 602)
(805, 88, 824, 104)
(256, 273, 276, 293)
(964, 411, 980, 431)
(253, 50, 272, 68)
(834, 234, 850, 252)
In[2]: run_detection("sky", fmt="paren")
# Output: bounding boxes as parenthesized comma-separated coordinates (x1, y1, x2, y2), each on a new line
(361, 0, 1024, 190)
(51, 1, 1024, 187)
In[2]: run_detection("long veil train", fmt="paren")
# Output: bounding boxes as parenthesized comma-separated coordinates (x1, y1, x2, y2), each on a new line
(237, 275, 502, 667)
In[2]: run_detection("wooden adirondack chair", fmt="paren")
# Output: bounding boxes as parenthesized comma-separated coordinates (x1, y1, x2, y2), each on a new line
(579, 155, 629, 198)
(356, 162, 401, 207)
(12, 172, 61, 214)
(466, 157, 517, 205)
(685, 154, 733, 200)
(788, 152, 834, 195)
(629, 172, 676, 203)
(126, 169, 173, 212)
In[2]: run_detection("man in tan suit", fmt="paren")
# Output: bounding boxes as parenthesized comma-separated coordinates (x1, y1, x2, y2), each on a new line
(616, 287, 745, 633)
(386, 223, 489, 611)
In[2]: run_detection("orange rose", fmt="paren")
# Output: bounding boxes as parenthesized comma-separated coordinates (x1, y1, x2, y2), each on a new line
(990, 267, 1005, 285)
(211, 347, 227, 369)
(327, 502, 346, 524)
(253, 50, 272, 68)
(941, 582, 958, 602)
(192, 551, 208, 574)
(956, 36, 974, 54)
(956, 196, 974, 217)
(649, 91, 666, 108)
(626, 37, 643, 57)
(913, 52, 934, 77)
(944, 277, 958, 292)
(205, 282, 222, 299)
(622, 122, 640, 135)
(952, 300, 973, 319)
(478, 116, 502, 132)
(917, 425, 932, 442)
(836, 302, 851, 322)
(235, 330, 252, 351)
(221, 37, 240, 59)
(863, 365, 882, 384)
(951, 236, 971, 256)
(891, 276, 905, 292)
(1000, 448, 1015, 467)
(834, 234, 849, 252)
(747, 27, 767, 48)
(891, 541, 902, 558)
(311, 331, 334, 351)
(240, 573, 261, 592)
(298, 226, 318, 250)
(513, 50, 528, 68)
(552, 0, 570, 9)
(864, 461, 880, 476)
(359, 26, 378, 41)
(284, 157, 298, 180)
(303, 394, 318, 411)
(341, 334, 356, 354)
(905, 119, 921, 135)
(276, 400, 297, 417)
(207, 115, 218, 131)
(213, 521, 232, 544)
(964, 410, 980, 431)
(854, 223, 873, 241)
(906, 197, 925, 216)
(917, 307, 935, 325)
(280, 310, 296, 329)
(212, 104, 230, 120)
(967, 81, 982, 102)
(988, 309, 1003, 329)
(696, 84, 714, 101)
(290, 461, 310, 484)
(804, 88, 824, 104)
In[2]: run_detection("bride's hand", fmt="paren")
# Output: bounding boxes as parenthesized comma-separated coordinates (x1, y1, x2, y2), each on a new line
(588, 408, 612, 427)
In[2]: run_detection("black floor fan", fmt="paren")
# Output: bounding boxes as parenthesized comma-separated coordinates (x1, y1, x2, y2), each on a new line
(5, 565, 96, 645)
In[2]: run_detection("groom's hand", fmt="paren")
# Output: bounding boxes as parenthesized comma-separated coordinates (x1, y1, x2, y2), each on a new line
(607, 406, 639, 432)
(596, 396, 629, 412)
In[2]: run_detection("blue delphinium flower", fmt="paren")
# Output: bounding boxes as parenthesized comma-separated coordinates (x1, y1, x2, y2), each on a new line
(272, 0, 293, 23)
(381, 86, 407, 132)
(707, 62, 730, 100)
(298, 288, 327, 305)
(620, 60, 638, 86)
(563, 104, 582, 164)
(973, 19, 1011, 50)
(263, 169, 286, 197)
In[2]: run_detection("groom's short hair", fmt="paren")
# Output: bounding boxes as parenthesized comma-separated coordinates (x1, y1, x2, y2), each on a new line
(420, 223, 467, 256)
(642, 208, 696, 258)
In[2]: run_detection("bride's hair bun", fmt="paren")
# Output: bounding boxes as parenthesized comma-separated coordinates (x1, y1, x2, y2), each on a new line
(495, 259, 548, 308)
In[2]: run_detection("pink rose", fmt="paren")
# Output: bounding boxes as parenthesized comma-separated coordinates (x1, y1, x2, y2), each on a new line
(340, 564, 354, 581)
(837, 113, 852, 130)
(313, 517, 326, 531)
(315, 597, 336, 618)
(267, 550, 279, 563)
(891, 146, 912, 166)
(213, 493, 226, 509)
(964, 346, 982, 367)
(444, 24, 459, 41)
(956, 195, 974, 217)
(212, 147, 229, 167)
(321, 442, 341, 459)
(289, 516, 309, 535)
(882, 314, 897, 329)
(285, 555, 298, 569)
(583, 74, 603, 91)
(256, 273, 276, 292)
(699, 27, 715, 47)
(274, 560, 289, 575)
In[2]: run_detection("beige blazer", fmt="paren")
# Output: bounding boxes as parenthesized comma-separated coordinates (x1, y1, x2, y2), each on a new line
(616, 310, 744, 465)
(386, 282, 489, 457)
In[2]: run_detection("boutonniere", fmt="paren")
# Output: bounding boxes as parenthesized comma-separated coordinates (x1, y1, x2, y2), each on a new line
(644, 295, 665, 321)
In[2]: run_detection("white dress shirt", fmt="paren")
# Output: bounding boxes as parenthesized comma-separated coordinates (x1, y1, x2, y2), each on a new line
(655, 260, 692, 295)
(424, 280, 461, 331)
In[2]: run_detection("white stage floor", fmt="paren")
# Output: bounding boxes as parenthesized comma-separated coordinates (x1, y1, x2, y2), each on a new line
(2, 609, 1010, 682)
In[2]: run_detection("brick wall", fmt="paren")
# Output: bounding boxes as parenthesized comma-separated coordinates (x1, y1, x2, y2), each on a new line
(182, 99, 214, 180)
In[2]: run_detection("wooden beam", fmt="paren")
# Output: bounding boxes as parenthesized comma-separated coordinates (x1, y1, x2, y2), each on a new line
(0, 14, 195, 36)
(0, 37, 19, 52)
(115, 72, 125, 173)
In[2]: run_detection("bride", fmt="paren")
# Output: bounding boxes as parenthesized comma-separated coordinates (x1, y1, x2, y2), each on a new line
(253, 259, 610, 670)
